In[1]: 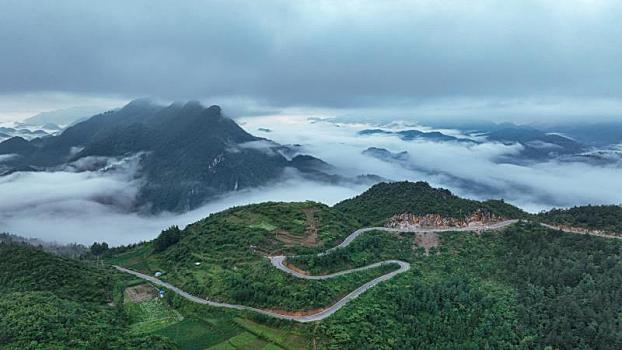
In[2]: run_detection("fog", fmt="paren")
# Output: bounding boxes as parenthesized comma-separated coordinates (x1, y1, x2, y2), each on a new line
(2, 112, 621, 246)
(242, 115, 622, 212)
(0, 164, 368, 246)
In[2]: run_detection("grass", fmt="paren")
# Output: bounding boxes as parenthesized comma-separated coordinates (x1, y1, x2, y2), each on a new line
(106, 243, 158, 273)
(155, 318, 242, 350)
(249, 222, 278, 231)
(208, 331, 279, 350)
(235, 318, 308, 350)
(125, 298, 183, 333)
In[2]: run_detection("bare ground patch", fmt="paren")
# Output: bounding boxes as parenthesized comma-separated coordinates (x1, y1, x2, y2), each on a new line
(275, 208, 319, 247)
(124, 283, 158, 303)
(414, 232, 440, 255)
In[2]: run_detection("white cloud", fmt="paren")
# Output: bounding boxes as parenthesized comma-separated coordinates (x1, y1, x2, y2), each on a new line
(0, 163, 367, 245)
(239, 115, 622, 212)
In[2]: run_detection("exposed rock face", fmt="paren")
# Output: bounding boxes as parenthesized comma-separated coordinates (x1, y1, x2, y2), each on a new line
(385, 209, 504, 229)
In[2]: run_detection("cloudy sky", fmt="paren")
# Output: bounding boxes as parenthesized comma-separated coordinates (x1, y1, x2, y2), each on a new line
(1, 0, 622, 122)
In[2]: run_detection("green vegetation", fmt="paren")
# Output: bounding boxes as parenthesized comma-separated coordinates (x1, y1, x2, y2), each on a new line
(153, 226, 183, 253)
(234, 318, 308, 350)
(0, 242, 112, 303)
(107, 201, 390, 311)
(334, 181, 527, 226)
(7, 182, 622, 349)
(290, 230, 416, 274)
(152, 295, 306, 350)
(126, 298, 183, 333)
(155, 318, 237, 350)
(539, 204, 622, 233)
(0, 243, 176, 349)
(313, 223, 622, 349)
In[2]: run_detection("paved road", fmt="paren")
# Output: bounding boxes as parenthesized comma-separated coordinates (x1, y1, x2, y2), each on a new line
(112, 219, 538, 323)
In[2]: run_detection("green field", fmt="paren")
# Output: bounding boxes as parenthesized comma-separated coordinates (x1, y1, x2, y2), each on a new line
(126, 298, 184, 333)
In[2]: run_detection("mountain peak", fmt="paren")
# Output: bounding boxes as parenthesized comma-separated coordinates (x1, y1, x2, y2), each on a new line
(208, 105, 221, 113)
(125, 98, 155, 107)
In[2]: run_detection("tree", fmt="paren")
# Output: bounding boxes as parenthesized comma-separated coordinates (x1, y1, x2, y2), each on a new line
(153, 226, 182, 253)
(90, 242, 109, 256)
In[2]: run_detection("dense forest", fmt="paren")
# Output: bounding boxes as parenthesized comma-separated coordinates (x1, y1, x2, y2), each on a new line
(0, 243, 176, 349)
(312, 223, 622, 349)
(539, 204, 622, 233)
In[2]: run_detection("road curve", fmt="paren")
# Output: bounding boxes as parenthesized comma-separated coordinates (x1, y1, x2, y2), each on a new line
(113, 219, 520, 322)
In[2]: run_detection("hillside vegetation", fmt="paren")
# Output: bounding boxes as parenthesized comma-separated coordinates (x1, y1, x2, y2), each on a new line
(334, 181, 527, 225)
(107, 201, 395, 311)
(0, 243, 176, 349)
(539, 204, 622, 233)
(313, 223, 622, 349)
(7, 181, 622, 349)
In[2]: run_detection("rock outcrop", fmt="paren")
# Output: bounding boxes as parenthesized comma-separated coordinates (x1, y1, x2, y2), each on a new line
(385, 209, 504, 230)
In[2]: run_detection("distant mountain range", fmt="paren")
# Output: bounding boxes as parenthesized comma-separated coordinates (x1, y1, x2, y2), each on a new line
(358, 128, 475, 143)
(0, 100, 370, 212)
(358, 122, 621, 164)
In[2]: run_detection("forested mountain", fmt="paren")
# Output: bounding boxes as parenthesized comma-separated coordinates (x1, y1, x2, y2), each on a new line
(0, 243, 175, 349)
(334, 181, 528, 226)
(0, 100, 338, 212)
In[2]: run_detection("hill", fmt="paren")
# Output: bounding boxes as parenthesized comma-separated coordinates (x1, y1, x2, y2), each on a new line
(106, 201, 397, 313)
(538, 205, 622, 234)
(334, 181, 527, 226)
(0, 100, 335, 212)
(0, 243, 175, 349)
(105, 184, 622, 349)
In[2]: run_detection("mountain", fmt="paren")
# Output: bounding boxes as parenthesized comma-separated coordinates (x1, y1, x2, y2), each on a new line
(0, 125, 52, 142)
(485, 126, 586, 161)
(362, 147, 409, 161)
(23, 106, 105, 126)
(543, 122, 622, 147)
(359, 128, 476, 143)
(0, 100, 339, 212)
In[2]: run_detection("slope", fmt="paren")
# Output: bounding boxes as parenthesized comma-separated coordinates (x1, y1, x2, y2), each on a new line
(334, 181, 528, 226)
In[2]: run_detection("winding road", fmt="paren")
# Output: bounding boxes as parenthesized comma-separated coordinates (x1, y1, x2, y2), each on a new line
(114, 219, 561, 323)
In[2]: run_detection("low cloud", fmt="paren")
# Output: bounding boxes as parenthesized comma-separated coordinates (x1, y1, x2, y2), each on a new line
(240, 115, 622, 212)
(2, 115, 621, 246)
(0, 162, 368, 246)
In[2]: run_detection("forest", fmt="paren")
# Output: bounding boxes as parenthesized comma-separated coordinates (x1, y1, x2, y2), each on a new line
(539, 204, 622, 233)
(0, 243, 176, 349)
(313, 223, 622, 349)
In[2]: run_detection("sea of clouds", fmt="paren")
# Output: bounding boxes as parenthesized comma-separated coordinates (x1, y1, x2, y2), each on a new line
(1, 115, 621, 246)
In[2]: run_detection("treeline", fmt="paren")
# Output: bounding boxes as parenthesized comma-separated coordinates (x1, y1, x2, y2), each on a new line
(334, 181, 527, 226)
(539, 204, 622, 233)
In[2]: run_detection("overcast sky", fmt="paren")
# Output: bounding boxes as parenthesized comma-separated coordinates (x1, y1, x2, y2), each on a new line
(1, 0, 621, 122)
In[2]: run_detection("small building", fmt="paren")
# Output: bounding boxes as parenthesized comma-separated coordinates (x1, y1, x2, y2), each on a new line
(154, 271, 163, 277)
(194, 262, 201, 266)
